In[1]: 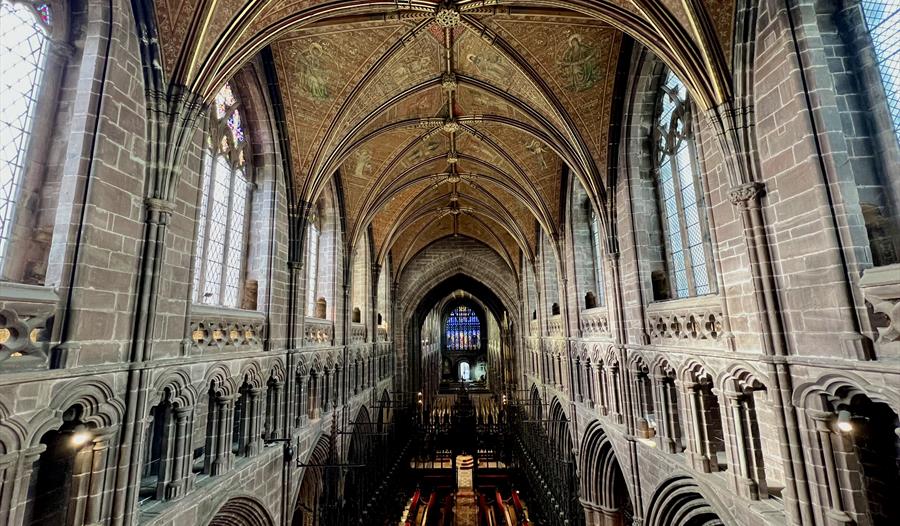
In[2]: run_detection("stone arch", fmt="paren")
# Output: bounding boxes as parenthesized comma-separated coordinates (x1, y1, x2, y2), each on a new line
(151, 368, 197, 409)
(239, 361, 265, 389)
(202, 364, 237, 396)
(207, 495, 274, 526)
(645, 476, 726, 526)
(579, 420, 633, 521)
(793, 373, 900, 525)
(291, 433, 334, 526)
(27, 377, 124, 446)
(793, 372, 899, 414)
(0, 398, 25, 454)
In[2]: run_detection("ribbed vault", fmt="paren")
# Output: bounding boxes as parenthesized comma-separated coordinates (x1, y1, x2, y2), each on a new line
(152, 0, 736, 277)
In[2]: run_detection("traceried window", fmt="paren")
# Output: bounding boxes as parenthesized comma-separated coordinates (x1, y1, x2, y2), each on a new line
(588, 208, 606, 307)
(0, 1, 52, 272)
(652, 70, 714, 299)
(305, 219, 320, 316)
(445, 305, 481, 351)
(193, 83, 252, 307)
(860, 1, 900, 143)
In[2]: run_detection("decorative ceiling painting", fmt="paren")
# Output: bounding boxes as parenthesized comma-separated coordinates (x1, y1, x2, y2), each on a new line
(152, 0, 736, 277)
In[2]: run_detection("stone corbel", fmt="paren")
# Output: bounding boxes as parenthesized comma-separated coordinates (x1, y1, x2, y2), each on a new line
(859, 263, 900, 356)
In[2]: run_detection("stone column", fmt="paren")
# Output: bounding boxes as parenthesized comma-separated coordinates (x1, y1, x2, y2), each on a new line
(296, 374, 308, 425)
(166, 407, 191, 499)
(808, 410, 853, 525)
(0, 452, 14, 526)
(653, 374, 675, 453)
(726, 391, 757, 499)
(211, 396, 232, 475)
(248, 388, 264, 456)
(323, 370, 332, 413)
(609, 364, 622, 424)
(272, 382, 284, 439)
(6, 446, 44, 525)
(83, 431, 114, 525)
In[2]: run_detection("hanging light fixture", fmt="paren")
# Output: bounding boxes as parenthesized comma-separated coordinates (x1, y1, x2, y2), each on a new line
(836, 410, 853, 433)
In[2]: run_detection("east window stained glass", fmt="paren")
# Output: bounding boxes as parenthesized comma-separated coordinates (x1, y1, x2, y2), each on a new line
(445, 305, 481, 351)
(653, 70, 712, 299)
(193, 82, 251, 308)
(0, 1, 51, 272)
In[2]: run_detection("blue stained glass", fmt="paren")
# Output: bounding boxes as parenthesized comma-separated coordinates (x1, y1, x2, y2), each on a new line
(227, 109, 245, 144)
(446, 305, 481, 351)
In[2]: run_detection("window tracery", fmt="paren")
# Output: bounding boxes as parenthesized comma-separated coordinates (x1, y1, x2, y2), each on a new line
(445, 305, 481, 351)
(193, 82, 252, 308)
(652, 70, 714, 299)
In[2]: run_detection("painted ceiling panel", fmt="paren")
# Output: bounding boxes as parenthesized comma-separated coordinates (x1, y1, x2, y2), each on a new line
(150, 0, 736, 276)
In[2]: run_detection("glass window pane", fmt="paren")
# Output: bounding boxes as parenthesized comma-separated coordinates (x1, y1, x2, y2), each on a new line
(0, 2, 50, 269)
(192, 82, 252, 307)
(861, 1, 900, 143)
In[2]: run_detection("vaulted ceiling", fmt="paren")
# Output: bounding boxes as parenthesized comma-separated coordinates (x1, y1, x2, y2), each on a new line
(153, 1, 736, 276)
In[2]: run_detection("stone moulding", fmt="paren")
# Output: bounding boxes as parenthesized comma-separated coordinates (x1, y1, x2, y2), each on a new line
(189, 304, 265, 353)
(859, 263, 900, 355)
(645, 295, 725, 348)
(0, 282, 58, 369)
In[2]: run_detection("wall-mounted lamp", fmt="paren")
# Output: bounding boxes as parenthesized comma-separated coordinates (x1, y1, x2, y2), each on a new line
(70, 426, 92, 447)
(836, 410, 853, 433)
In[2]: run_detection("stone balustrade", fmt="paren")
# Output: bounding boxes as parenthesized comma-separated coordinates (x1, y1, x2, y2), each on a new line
(645, 295, 725, 347)
(579, 307, 611, 339)
(189, 304, 265, 353)
(548, 315, 563, 337)
(0, 282, 57, 369)
(377, 326, 388, 342)
(304, 317, 334, 346)
(350, 323, 366, 343)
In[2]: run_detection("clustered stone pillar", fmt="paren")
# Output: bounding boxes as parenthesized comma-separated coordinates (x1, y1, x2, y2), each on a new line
(67, 428, 116, 526)
(295, 373, 308, 425)
(725, 390, 758, 499)
(165, 407, 194, 499)
(206, 394, 235, 476)
(807, 410, 854, 525)
(652, 373, 681, 454)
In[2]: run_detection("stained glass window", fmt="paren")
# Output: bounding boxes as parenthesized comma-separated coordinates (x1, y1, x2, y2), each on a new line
(861, 1, 900, 143)
(653, 70, 712, 299)
(588, 209, 606, 307)
(305, 220, 320, 316)
(193, 82, 251, 307)
(0, 1, 51, 272)
(445, 305, 481, 351)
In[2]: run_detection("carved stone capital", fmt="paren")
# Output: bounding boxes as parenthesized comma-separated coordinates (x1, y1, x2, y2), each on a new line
(728, 182, 765, 207)
(145, 197, 176, 216)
